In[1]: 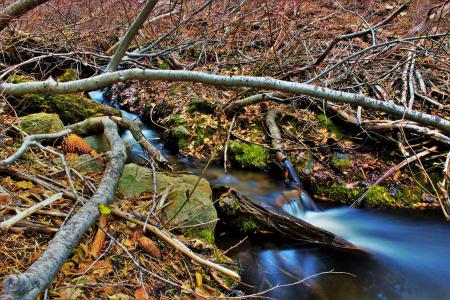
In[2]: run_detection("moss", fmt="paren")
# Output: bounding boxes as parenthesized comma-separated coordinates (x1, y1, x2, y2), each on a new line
(155, 59, 171, 70)
(331, 152, 350, 171)
(57, 68, 77, 82)
(395, 186, 423, 206)
(7, 74, 34, 83)
(20, 112, 64, 134)
(365, 186, 395, 207)
(313, 182, 362, 204)
(7, 74, 119, 124)
(188, 98, 216, 115)
(317, 114, 343, 137)
(294, 151, 313, 175)
(193, 126, 214, 146)
(236, 216, 260, 233)
(186, 228, 215, 244)
(229, 141, 269, 169)
(170, 114, 186, 125)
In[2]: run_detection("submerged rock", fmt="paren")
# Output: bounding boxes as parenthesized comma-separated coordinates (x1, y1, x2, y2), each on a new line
(20, 112, 64, 134)
(117, 163, 217, 242)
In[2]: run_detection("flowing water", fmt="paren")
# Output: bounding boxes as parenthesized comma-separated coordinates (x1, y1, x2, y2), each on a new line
(89, 90, 450, 300)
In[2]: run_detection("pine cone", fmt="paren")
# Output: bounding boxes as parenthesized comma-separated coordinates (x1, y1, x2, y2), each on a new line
(62, 134, 97, 157)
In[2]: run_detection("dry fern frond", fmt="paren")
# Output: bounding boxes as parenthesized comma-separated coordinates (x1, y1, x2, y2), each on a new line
(62, 134, 97, 157)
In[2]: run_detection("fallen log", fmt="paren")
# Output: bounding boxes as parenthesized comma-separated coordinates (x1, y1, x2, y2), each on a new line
(1, 69, 449, 133)
(1, 117, 127, 300)
(214, 187, 355, 249)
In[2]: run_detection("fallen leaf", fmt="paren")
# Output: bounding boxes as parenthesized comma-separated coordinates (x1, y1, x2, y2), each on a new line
(60, 287, 83, 300)
(108, 293, 133, 300)
(195, 272, 203, 287)
(15, 181, 33, 190)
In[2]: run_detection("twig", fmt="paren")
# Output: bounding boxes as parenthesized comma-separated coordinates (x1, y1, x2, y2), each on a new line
(0, 193, 63, 232)
(223, 113, 236, 174)
(110, 207, 241, 281)
(351, 146, 438, 207)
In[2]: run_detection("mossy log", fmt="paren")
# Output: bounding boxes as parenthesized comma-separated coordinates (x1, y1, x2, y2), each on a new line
(214, 187, 355, 249)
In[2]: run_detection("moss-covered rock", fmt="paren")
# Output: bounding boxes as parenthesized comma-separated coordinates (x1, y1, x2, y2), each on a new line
(216, 193, 262, 233)
(117, 164, 217, 241)
(7, 73, 120, 124)
(331, 152, 350, 171)
(19, 112, 64, 134)
(365, 185, 395, 207)
(229, 141, 269, 169)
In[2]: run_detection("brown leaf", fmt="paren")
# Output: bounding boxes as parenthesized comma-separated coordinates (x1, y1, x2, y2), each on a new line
(89, 214, 108, 258)
(0, 194, 11, 204)
(138, 236, 161, 259)
(15, 181, 33, 190)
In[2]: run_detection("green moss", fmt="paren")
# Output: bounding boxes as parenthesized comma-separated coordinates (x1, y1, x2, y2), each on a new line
(294, 152, 313, 175)
(317, 114, 343, 137)
(395, 186, 423, 206)
(156, 60, 171, 70)
(7, 74, 119, 124)
(229, 141, 269, 169)
(20, 112, 64, 134)
(193, 126, 214, 146)
(313, 182, 362, 204)
(186, 228, 215, 244)
(7, 74, 34, 83)
(331, 152, 350, 171)
(236, 216, 260, 233)
(365, 186, 395, 207)
(57, 68, 77, 82)
(188, 98, 216, 115)
(170, 114, 186, 125)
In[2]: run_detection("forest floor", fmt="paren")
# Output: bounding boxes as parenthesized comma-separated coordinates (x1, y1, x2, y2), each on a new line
(0, 0, 449, 299)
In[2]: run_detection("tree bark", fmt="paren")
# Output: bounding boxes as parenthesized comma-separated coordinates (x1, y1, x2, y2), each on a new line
(215, 187, 355, 249)
(0, 0, 49, 32)
(1, 117, 127, 300)
(1, 69, 449, 133)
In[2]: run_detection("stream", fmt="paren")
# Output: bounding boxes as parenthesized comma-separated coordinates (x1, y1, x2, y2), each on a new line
(89, 90, 450, 300)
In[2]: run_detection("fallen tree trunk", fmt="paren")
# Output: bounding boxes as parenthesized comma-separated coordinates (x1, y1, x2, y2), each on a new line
(1, 69, 448, 133)
(1, 117, 127, 300)
(214, 187, 354, 249)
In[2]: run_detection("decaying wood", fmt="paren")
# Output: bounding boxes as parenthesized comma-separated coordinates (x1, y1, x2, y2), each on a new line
(215, 187, 355, 249)
(109, 207, 241, 281)
(265, 109, 286, 162)
(1, 117, 127, 300)
(1, 69, 449, 133)
(224, 92, 288, 115)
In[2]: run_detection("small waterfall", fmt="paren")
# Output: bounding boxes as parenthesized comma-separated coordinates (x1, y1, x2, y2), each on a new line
(281, 159, 318, 216)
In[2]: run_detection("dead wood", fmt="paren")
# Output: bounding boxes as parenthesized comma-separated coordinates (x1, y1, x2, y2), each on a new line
(1, 117, 127, 300)
(214, 187, 355, 249)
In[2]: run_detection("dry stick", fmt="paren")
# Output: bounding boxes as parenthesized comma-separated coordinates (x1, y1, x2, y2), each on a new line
(414, 92, 444, 108)
(223, 113, 236, 174)
(110, 207, 240, 281)
(0, 193, 63, 232)
(439, 151, 450, 219)
(0, 129, 72, 167)
(0, 215, 57, 234)
(314, 2, 409, 65)
(2, 68, 448, 132)
(305, 33, 448, 84)
(105, 0, 160, 72)
(350, 146, 438, 208)
(111, 116, 168, 166)
(407, 52, 416, 110)
(0, 0, 49, 32)
(1, 117, 127, 300)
